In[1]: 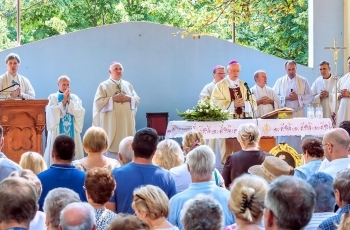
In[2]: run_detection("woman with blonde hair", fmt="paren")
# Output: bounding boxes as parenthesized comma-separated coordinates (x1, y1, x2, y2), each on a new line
(169, 130, 224, 192)
(152, 139, 184, 170)
(225, 174, 268, 230)
(132, 185, 178, 230)
(72, 126, 120, 172)
(19, 151, 47, 174)
(222, 123, 271, 188)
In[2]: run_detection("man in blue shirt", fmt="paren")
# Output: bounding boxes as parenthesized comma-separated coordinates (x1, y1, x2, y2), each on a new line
(38, 135, 86, 210)
(107, 127, 176, 214)
(168, 145, 235, 229)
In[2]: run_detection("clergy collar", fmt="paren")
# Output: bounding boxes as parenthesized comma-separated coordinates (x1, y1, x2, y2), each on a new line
(226, 76, 239, 88)
(323, 74, 332, 80)
(6, 72, 18, 78)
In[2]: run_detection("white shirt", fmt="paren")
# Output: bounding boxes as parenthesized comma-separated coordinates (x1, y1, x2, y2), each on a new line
(319, 157, 350, 178)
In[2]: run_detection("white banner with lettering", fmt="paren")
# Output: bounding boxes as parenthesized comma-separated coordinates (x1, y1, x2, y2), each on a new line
(165, 118, 332, 139)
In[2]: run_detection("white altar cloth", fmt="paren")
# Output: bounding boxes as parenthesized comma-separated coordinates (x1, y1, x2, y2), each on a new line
(165, 118, 332, 139)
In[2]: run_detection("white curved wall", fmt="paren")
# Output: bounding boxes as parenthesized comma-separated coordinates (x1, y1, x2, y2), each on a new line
(0, 22, 314, 135)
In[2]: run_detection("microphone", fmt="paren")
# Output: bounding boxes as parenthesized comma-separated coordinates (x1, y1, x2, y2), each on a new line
(12, 80, 20, 86)
(243, 82, 252, 100)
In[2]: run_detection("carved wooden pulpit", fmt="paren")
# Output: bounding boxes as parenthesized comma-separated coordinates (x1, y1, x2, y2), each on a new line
(0, 100, 48, 163)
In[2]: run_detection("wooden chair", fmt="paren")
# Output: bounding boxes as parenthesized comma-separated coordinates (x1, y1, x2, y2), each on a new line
(146, 112, 169, 140)
(269, 141, 303, 173)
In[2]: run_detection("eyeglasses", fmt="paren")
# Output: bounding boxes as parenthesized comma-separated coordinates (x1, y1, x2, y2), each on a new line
(321, 143, 333, 148)
(228, 69, 240, 73)
(215, 73, 226, 75)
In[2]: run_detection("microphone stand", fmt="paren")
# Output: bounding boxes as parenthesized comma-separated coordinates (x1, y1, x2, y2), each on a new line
(0, 84, 17, 93)
(243, 83, 254, 119)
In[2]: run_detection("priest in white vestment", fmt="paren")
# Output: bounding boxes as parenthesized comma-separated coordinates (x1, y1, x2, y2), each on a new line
(93, 62, 140, 159)
(212, 60, 257, 163)
(44, 75, 85, 166)
(199, 65, 225, 101)
(311, 61, 337, 119)
(199, 65, 226, 168)
(0, 53, 35, 100)
(273, 60, 313, 154)
(250, 70, 280, 117)
(336, 57, 350, 127)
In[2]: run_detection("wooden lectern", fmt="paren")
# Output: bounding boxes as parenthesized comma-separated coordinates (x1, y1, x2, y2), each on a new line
(0, 100, 48, 163)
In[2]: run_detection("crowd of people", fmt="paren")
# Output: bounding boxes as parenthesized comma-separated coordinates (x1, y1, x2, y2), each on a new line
(0, 53, 350, 230)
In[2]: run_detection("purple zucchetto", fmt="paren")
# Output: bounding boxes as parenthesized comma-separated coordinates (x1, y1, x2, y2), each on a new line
(228, 60, 239, 65)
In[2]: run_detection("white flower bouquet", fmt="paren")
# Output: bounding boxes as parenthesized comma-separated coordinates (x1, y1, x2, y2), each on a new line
(177, 99, 231, 121)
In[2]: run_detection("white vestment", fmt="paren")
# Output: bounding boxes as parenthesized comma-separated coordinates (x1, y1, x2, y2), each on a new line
(93, 78, 140, 153)
(44, 93, 85, 166)
(251, 85, 280, 117)
(0, 72, 35, 99)
(311, 75, 337, 118)
(336, 72, 350, 127)
(273, 75, 312, 153)
(199, 81, 216, 101)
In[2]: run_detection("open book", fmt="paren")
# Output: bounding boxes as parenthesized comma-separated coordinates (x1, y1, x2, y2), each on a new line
(261, 107, 294, 119)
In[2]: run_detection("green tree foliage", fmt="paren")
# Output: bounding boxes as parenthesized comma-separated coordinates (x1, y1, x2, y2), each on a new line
(0, 0, 308, 65)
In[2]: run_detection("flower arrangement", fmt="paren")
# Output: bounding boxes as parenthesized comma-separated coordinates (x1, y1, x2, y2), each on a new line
(177, 99, 231, 121)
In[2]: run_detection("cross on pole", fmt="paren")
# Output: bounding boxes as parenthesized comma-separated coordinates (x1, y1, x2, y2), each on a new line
(324, 38, 346, 127)
(324, 39, 346, 77)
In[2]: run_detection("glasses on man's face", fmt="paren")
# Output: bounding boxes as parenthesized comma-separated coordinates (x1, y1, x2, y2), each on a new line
(228, 69, 240, 73)
(215, 72, 226, 75)
(321, 143, 333, 148)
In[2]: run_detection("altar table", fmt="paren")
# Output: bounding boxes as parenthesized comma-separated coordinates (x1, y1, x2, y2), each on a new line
(165, 118, 333, 139)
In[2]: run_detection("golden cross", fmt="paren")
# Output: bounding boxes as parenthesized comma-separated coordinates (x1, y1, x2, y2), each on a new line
(324, 39, 346, 127)
(324, 38, 346, 77)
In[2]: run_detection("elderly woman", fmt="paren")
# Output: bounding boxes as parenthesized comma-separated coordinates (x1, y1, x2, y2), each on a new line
(169, 130, 224, 192)
(152, 139, 184, 170)
(181, 194, 224, 230)
(84, 167, 118, 230)
(72, 126, 120, 171)
(132, 185, 178, 230)
(294, 137, 324, 180)
(222, 123, 271, 187)
(43, 188, 80, 230)
(19, 151, 47, 174)
(225, 174, 268, 230)
(9, 169, 46, 230)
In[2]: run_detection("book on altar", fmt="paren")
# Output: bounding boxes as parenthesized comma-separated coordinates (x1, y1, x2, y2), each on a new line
(261, 107, 294, 119)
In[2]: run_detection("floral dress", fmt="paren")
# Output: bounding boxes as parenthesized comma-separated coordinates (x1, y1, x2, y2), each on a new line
(95, 209, 118, 230)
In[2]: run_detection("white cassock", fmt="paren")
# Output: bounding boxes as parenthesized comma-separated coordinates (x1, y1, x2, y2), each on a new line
(250, 84, 280, 117)
(336, 72, 350, 127)
(44, 93, 85, 166)
(199, 81, 216, 101)
(0, 72, 35, 99)
(311, 75, 337, 119)
(93, 78, 140, 153)
(273, 75, 313, 153)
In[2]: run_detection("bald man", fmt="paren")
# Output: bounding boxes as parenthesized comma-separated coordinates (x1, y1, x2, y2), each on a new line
(59, 202, 96, 230)
(318, 128, 350, 178)
(93, 62, 140, 159)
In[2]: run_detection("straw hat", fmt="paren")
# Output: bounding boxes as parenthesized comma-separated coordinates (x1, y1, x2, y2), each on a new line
(248, 156, 291, 183)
